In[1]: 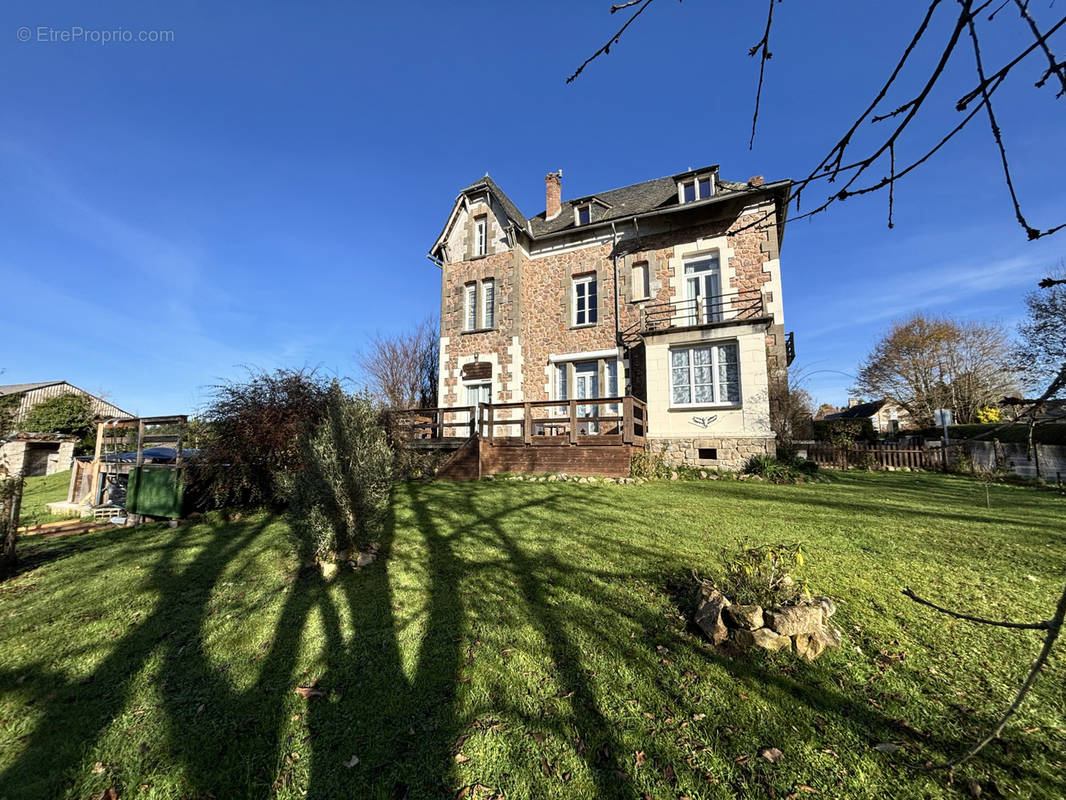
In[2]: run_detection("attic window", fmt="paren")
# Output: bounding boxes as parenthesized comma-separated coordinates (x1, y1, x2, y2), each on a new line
(680, 175, 714, 204)
(576, 204, 591, 226)
(474, 216, 487, 256)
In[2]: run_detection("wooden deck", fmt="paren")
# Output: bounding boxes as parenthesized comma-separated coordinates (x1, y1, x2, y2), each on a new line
(388, 398, 648, 480)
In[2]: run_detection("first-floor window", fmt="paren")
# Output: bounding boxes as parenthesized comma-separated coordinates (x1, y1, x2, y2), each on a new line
(464, 283, 477, 331)
(465, 381, 491, 406)
(670, 343, 740, 406)
(481, 278, 495, 329)
(573, 274, 597, 326)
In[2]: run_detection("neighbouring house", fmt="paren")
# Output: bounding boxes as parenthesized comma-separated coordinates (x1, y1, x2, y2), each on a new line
(0, 381, 133, 476)
(428, 165, 793, 472)
(824, 398, 912, 435)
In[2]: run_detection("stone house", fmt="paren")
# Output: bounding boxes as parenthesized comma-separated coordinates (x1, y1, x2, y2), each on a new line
(0, 381, 133, 476)
(824, 398, 913, 436)
(428, 165, 793, 470)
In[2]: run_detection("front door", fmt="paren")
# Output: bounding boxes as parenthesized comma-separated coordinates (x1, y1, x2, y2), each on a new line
(574, 361, 599, 435)
(684, 257, 722, 324)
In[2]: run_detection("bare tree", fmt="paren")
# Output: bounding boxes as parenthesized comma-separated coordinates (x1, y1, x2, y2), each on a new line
(569, 1, 1066, 240)
(769, 374, 815, 446)
(853, 314, 1014, 426)
(1014, 260, 1066, 396)
(356, 317, 439, 409)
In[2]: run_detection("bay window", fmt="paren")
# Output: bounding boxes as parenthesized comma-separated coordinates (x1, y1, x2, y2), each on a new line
(670, 342, 740, 407)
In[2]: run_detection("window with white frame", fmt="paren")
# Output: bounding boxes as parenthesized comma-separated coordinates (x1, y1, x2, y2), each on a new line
(576, 204, 591, 226)
(463, 283, 477, 331)
(679, 175, 714, 204)
(631, 261, 650, 300)
(465, 381, 491, 406)
(481, 278, 495, 329)
(573, 274, 598, 326)
(670, 342, 740, 406)
(474, 216, 487, 257)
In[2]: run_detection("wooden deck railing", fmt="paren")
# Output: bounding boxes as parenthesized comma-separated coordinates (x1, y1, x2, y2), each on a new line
(389, 397, 647, 447)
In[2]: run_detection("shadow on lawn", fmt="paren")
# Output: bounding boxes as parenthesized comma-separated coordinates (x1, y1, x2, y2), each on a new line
(2, 481, 1060, 799)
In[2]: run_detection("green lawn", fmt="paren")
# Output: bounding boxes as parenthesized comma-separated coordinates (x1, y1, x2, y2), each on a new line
(1, 472, 1063, 799)
(17, 470, 78, 527)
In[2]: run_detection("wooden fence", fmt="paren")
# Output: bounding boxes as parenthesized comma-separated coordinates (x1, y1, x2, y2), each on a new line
(796, 441, 958, 471)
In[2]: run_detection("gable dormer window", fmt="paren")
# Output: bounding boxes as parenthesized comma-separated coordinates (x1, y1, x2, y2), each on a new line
(679, 175, 714, 204)
(474, 216, 487, 257)
(576, 204, 591, 226)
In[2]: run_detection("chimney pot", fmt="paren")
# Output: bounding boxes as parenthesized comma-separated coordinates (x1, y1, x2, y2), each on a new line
(747, 175, 765, 187)
(545, 170, 562, 220)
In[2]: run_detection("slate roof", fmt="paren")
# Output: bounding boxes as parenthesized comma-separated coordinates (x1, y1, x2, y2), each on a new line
(0, 381, 64, 396)
(824, 399, 889, 420)
(438, 166, 789, 253)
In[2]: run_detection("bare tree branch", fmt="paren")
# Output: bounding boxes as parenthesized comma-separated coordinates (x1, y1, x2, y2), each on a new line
(1012, 0, 1066, 96)
(566, 0, 658, 84)
(749, 0, 778, 149)
(902, 587, 1051, 630)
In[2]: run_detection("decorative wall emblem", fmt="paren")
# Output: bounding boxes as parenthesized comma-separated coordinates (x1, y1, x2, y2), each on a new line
(691, 415, 718, 428)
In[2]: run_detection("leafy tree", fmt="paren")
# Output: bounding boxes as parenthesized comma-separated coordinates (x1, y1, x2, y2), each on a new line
(1014, 264, 1066, 396)
(356, 317, 439, 409)
(190, 368, 330, 509)
(0, 395, 19, 438)
(282, 382, 394, 561)
(23, 393, 93, 436)
(813, 403, 838, 421)
(853, 314, 1014, 426)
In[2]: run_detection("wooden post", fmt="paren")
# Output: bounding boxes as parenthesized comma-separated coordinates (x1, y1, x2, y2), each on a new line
(487, 405, 495, 444)
(569, 400, 578, 444)
(622, 396, 634, 444)
(523, 403, 532, 445)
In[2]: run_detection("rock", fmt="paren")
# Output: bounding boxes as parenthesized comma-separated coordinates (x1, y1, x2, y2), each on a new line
(793, 633, 812, 659)
(547, 474, 558, 482)
(723, 604, 764, 631)
(320, 561, 339, 580)
(694, 586, 731, 646)
(803, 633, 828, 661)
(670, 471, 679, 481)
(812, 596, 837, 618)
(764, 604, 823, 636)
(699, 470, 708, 479)
(356, 551, 376, 568)
(751, 627, 791, 652)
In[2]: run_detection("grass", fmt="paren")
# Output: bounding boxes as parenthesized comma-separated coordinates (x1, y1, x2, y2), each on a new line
(0, 471, 1064, 799)
(17, 470, 78, 527)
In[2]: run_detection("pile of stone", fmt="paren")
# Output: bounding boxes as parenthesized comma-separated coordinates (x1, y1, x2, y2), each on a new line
(694, 584, 842, 661)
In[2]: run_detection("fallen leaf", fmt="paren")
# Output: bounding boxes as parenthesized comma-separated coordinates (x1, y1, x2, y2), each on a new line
(760, 746, 784, 763)
(634, 750, 646, 767)
(693, 713, 707, 721)
(294, 683, 326, 700)
(98, 790, 118, 800)
(92, 762, 106, 775)
(797, 785, 819, 794)
(540, 756, 551, 776)
(455, 753, 470, 764)
(873, 742, 900, 753)
(662, 764, 676, 783)
(196, 703, 205, 715)
(343, 754, 360, 768)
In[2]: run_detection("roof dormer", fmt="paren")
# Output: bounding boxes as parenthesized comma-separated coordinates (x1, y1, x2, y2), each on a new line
(674, 167, 717, 204)
(572, 196, 612, 227)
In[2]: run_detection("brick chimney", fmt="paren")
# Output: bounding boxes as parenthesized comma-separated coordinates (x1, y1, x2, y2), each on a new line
(747, 175, 765, 187)
(545, 170, 562, 220)
(848, 397, 860, 408)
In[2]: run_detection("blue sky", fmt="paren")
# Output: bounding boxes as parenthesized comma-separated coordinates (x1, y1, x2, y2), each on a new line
(1, 1, 1063, 415)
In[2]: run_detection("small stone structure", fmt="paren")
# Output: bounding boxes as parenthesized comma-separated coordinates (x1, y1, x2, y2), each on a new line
(0, 433, 78, 478)
(695, 584, 842, 661)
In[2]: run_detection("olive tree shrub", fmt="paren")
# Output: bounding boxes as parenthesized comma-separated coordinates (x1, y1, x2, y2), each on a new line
(283, 381, 394, 562)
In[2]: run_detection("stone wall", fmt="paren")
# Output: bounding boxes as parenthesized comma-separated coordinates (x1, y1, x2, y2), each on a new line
(648, 435, 776, 470)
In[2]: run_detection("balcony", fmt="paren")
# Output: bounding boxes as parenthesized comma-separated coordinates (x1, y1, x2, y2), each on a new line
(625, 289, 768, 339)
